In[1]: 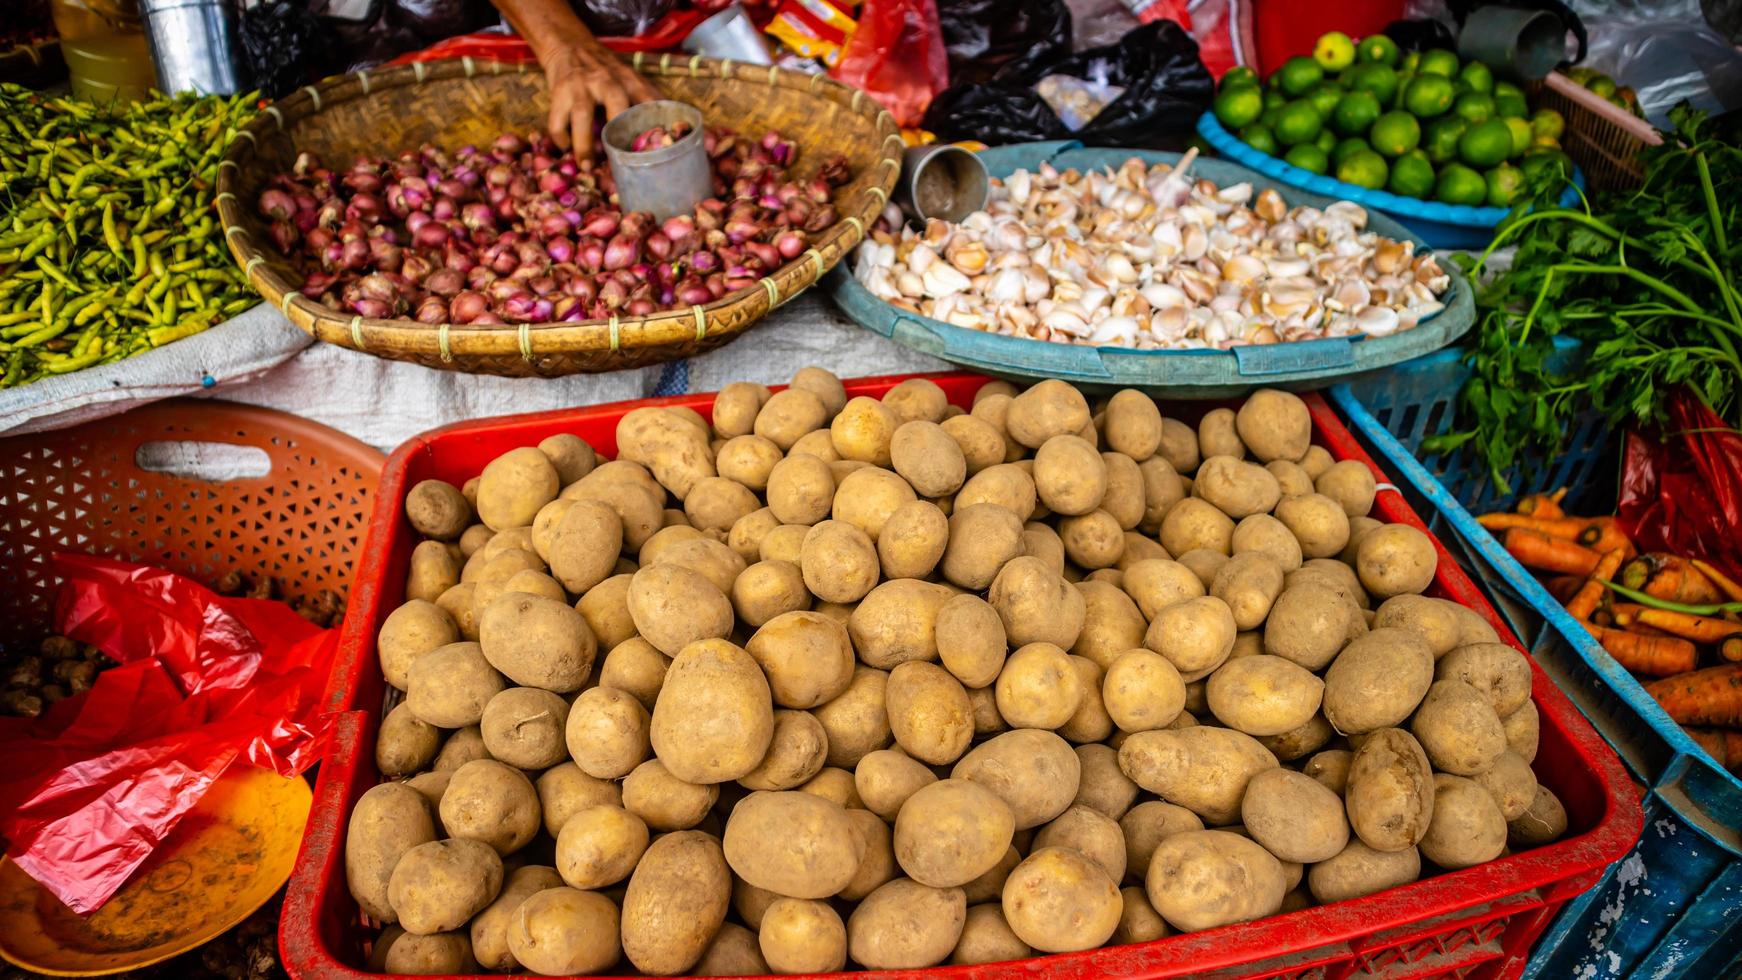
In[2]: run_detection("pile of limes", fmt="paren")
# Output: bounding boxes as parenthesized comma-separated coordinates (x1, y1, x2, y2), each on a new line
(1210, 31, 1572, 207)
(1566, 66, 1644, 118)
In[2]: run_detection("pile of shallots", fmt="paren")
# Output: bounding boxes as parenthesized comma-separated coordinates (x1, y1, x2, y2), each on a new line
(853, 157, 1450, 350)
(256, 129, 852, 324)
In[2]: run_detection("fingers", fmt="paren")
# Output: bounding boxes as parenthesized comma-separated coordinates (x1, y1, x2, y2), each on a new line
(547, 84, 573, 150)
(623, 69, 660, 105)
(571, 88, 598, 160)
(599, 80, 631, 126)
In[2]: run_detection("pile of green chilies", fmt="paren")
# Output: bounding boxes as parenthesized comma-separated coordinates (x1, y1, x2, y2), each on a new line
(0, 84, 259, 387)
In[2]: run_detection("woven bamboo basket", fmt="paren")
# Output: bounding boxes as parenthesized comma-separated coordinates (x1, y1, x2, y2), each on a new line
(1528, 72, 1663, 192)
(214, 56, 903, 376)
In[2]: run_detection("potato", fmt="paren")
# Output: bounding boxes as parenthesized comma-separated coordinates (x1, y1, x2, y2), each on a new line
(1316, 460, 1377, 517)
(1033, 804, 1126, 882)
(1322, 628, 1434, 734)
(1502, 700, 1540, 763)
(1235, 389, 1311, 462)
(1159, 498, 1235, 557)
(994, 642, 1083, 730)
(1241, 768, 1349, 863)
(990, 556, 1086, 650)
(1113, 886, 1171, 945)
(1420, 773, 1507, 869)
(1120, 559, 1203, 622)
(622, 758, 717, 830)
(438, 759, 540, 855)
(1292, 558, 1372, 611)
(885, 420, 966, 498)
(1258, 584, 1350, 673)
(1006, 379, 1091, 449)
(402, 771, 450, 817)
(723, 558, 806, 628)
(1304, 749, 1353, 795)
(1508, 785, 1568, 847)
(650, 638, 773, 784)
(1057, 511, 1124, 570)
(750, 898, 846, 973)
(1232, 514, 1303, 573)
(1345, 728, 1435, 852)
(893, 778, 1017, 888)
(832, 468, 918, 543)
(1473, 750, 1537, 821)
(562, 479, 662, 554)
(1146, 830, 1285, 933)
(931, 504, 1021, 592)
(759, 455, 831, 528)
(862, 504, 945, 585)
(346, 783, 437, 923)
(541, 499, 618, 596)
(950, 903, 1033, 966)
(468, 865, 563, 971)
(406, 642, 505, 728)
(849, 579, 950, 669)
(1436, 642, 1532, 717)
(1192, 407, 1243, 460)
(957, 463, 1038, 521)
(434, 584, 481, 643)
(379, 600, 459, 691)
(822, 396, 897, 467)
(1144, 596, 1237, 682)
(1098, 453, 1146, 531)
(727, 508, 781, 565)
(1136, 457, 1187, 535)
(1373, 595, 1464, 657)
(458, 523, 494, 557)
(1149, 417, 1197, 475)
(1102, 649, 1186, 734)
(934, 594, 1007, 688)
(783, 366, 845, 419)
(1020, 522, 1065, 575)
(680, 476, 758, 533)
(1307, 840, 1421, 904)
(814, 667, 893, 767)
(719, 790, 861, 900)
(432, 725, 488, 772)
(480, 686, 569, 769)
(999, 846, 1121, 952)
(877, 377, 944, 424)
(798, 520, 879, 604)
(886, 661, 974, 765)
(405, 540, 459, 605)
(1067, 743, 1139, 821)
(1207, 655, 1324, 737)
(739, 611, 851, 710)
(376, 703, 441, 777)
(850, 750, 933, 822)
(550, 804, 648, 891)
(737, 709, 829, 791)
(388, 838, 504, 935)
(1176, 548, 1229, 591)
(1193, 456, 1282, 519)
(562, 686, 649, 778)
(502, 887, 620, 976)
(939, 414, 1007, 477)
(848, 878, 966, 969)
(1119, 802, 1203, 879)
(1451, 605, 1501, 647)
(406, 479, 471, 541)
(592, 638, 665, 713)
(1256, 712, 1334, 762)
(1411, 679, 1507, 776)
(535, 762, 621, 837)
(626, 564, 732, 657)
(953, 729, 1080, 829)
(1028, 434, 1106, 517)
(1070, 582, 1146, 670)
(1209, 552, 1286, 631)
(1355, 525, 1435, 600)
(1265, 460, 1315, 498)
(750, 388, 827, 452)
(621, 830, 731, 974)
(1117, 726, 1277, 825)
(1269, 492, 1347, 560)
(713, 435, 782, 493)
(1059, 655, 1115, 744)
(1340, 515, 1383, 564)
(713, 382, 773, 438)
(799, 765, 862, 807)
(694, 923, 769, 977)
(476, 447, 560, 531)
(1102, 389, 1163, 460)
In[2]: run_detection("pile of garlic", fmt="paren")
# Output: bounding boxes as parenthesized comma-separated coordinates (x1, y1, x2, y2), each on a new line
(853, 156, 1451, 350)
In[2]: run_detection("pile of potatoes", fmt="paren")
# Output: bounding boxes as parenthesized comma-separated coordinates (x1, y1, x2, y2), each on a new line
(353, 372, 1571, 976)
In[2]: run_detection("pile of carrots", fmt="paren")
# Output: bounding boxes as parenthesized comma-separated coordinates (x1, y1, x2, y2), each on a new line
(1483, 490, 1742, 770)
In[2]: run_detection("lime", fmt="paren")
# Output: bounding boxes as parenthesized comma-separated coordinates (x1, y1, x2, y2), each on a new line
(1458, 60, 1494, 94)
(1530, 133, 1562, 151)
(1530, 108, 1565, 140)
(1262, 104, 1284, 131)
(1358, 34, 1400, 66)
(1402, 74, 1456, 118)
(1213, 85, 1265, 129)
(1331, 90, 1382, 135)
(1239, 123, 1278, 155)
(1391, 72, 1414, 110)
(1587, 74, 1617, 99)
(1369, 110, 1422, 157)
(1314, 31, 1357, 71)
(1274, 99, 1324, 145)
(1336, 149, 1389, 189)
(1453, 76, 1477, 97)
(1307, 84, 1345, 118)
(1420, 48, 1460, 77)
(1485, 163, 1525, 207)
(1284, 143, 1330, 175)
(1222, 66, 1260, 90)
(1453, 92, 1495, 123)
(1341, 63, 1400, 106)
(1387, 149, 1436, 198)
(1264, 89, 1287, 111)
(1332, 136, 1373, 167)
(1315, 129, 1338, 154)
(1568, 66, 1597, 85)
(1505, 117, 1533, 155)
(1435, 163, 1488, 205)
(1459, 118, 1514, 167)
(1277, 56, 1325, 96)
(1493, 81, 1528, 118)
(1401, 50, 1422, 73)
(1423, 116, 1467, 165)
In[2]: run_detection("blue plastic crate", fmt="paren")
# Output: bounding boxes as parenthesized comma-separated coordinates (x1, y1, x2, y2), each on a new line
(1331, 362, 1742, 980)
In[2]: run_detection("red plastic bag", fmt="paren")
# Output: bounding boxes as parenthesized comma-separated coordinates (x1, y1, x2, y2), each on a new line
(1618, 390, 1742, 583)
(0, 554, 338, 914)
(832, 0, 950, 127)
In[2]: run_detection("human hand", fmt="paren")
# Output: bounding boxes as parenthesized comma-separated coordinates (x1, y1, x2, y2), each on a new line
(542, 40, 660, 158)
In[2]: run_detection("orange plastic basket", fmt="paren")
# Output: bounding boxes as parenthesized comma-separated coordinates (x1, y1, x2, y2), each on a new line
(0, 400, 384, 653)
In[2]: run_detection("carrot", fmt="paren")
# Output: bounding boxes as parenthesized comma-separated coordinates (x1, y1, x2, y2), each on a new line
(1546, 574, 1586, 604)
(1504, 529, 1602, 576)
(1608, 602, 1647, 627)
(1585, 623, 1699, 676)
(1565, 549, 1627, 620)
(1646, 664, 1742, 726)
(1576, 517, 1635, 558)
(1477, 513, 1592, 539)
(1517, 488, 1568, 519)
(1620, 554, 1726, 605)
(1687, 727, 1730, 766)
(1691, 559, 1742, 603)
(1723, 637, 1742, 663)
(1632, 607, 1742, 646)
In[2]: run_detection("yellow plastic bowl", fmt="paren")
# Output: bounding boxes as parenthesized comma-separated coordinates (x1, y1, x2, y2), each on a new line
(0, 766, 312, 977)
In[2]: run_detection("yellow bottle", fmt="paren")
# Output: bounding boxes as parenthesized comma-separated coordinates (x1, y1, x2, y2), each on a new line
(52, 0, 156, 104)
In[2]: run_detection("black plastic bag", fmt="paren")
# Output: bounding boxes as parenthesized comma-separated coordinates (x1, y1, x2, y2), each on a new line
(240, 2, 339, 99)
(922, 21, 1213, 151)
(574, 0, 674, 37)
(389, 0, 495, 40)
(935, 0, 1071, 88)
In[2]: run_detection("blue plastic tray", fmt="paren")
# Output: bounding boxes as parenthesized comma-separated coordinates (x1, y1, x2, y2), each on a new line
(1331, 364, 1742, 980)
(1196, 113, 1586, 250)
(829, 141, 1474, 399)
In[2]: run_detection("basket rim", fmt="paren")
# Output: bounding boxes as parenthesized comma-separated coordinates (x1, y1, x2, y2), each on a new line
(214, 55, 903, 366)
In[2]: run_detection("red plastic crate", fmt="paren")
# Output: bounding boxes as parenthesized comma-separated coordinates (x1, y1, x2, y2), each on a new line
(283, 373, 1640, 980)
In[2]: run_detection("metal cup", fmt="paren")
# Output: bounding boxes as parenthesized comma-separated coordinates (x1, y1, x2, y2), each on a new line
(893, 145, 989, 225)
(681, 4, 774, 65)
(601, 101, 713, 222)
(1458, 6, 1565, 82)
(140, 0, 246, 95)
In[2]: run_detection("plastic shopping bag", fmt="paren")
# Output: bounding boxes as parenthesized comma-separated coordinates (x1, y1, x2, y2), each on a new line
(0, 554, 338, 914)
(832, 0, 951, 127)
(1618, 390, 1742, 582)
